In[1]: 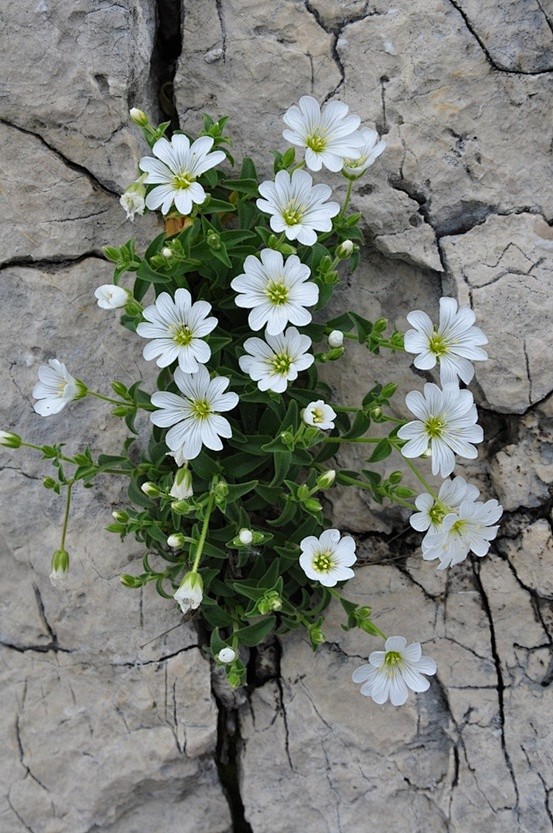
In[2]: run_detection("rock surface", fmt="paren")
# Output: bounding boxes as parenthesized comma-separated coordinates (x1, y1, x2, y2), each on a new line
(1, 0, 552, 831)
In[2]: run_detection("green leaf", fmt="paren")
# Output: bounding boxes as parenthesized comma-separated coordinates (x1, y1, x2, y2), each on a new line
(368, 439, 392, 463)
(235, 617, 276, 647)
(136, 260, 172, 285)
(342, 410, 371, 439)
(269, 450, 292, 486)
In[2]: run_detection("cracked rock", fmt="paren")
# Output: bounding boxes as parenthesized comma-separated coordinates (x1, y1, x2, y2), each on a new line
(442, 212, 553, 413)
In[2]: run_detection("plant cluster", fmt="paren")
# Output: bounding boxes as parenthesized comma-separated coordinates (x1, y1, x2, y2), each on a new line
(3, 97, 502, 706)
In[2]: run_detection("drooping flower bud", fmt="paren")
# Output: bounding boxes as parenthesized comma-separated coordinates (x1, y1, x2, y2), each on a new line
(49, 549, 69, 588)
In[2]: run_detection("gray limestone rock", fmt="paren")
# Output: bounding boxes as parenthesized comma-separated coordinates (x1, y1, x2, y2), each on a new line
(0, 0, 157, 190)
(442, 213, 553, 413)
(1, 0, 553, 830)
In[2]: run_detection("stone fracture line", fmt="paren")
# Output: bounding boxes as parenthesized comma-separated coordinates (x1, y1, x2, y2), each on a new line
(0, 118, 121, 198)
(214, 0, 227, 62)
(0, 252, 106, 273)
(445, 0, 553, 75)
(303, 0, 347, 99)
(472, 562, 521, 814)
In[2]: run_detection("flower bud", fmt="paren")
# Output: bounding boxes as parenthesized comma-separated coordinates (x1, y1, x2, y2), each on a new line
(120, 574, 146, 588)
(316, 469, 336, 490)
(238, 528, 253, 545)
(141, 481, 161, 497)
(336, 239, 354, 258)
(161, 246, 173, 258)
(0, 431, 21, 448)
(258, 590, 282, 614)
(303, 497, 323, 513)
(308, 623, 325, 646)
(213, 481, 229, 503)
(217, 647, 237, 664)
(50, 549, 69, 588)
(129, 108, 149, 126)
(42, 476, 57, 490)
(328, 330, 344, 348)
(167, 533, 186, 549)
(171, 500, 193, 515)
(112, 510, 128, 523)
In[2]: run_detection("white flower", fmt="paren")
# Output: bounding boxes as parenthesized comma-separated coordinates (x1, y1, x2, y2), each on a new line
(328, 329, 344, 348)
(139, 135, 226, 215)
(422, 498, 503, 569)
(302, 400, 337, 430)
(282, 95, 364, 172)
(299, 528, 356, 587)
(170, 466, 193, 500)
(238, 528, 253, 545)
(218, 647, 237, 663)
(342, 127, 387, 176)
(136, 288, 218, 374)
(257, 169, 340, 246)
(239, 327, 314, 394)
(49, 549, 69, 589)
(33, 359, 83, 416)
(120, 190, 145, 221)
(150, 366, 239, 460)
(397, 383, 483, 477)
(231, 249, 319, 336)
(404, 297, 489, 386)
(174, 572, 203, 614)
(352, 636, 437, 706)
(410, 476, 480, 533)
(94, 284, 130, 310)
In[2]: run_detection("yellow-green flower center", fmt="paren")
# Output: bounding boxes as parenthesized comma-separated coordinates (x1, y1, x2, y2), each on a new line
(384, 650, 402, 668)
(311, 407, 325, 424)
(429, 502, 446, 526)
(344, 153, 366, 168)
(450, 518, 468, 536)
(428, 331, 449, 357)
(171, 324, 194, 346)
(306, 133, 327, 153)
(425, 415, 445, 438)
(191, 399, 212, 420)
(271, 353, 292, 375)
(266, 281, 289, 306)
(172, 171, 196, 190)
(282, 203, 304, 226)
(313, 550, 333, 572)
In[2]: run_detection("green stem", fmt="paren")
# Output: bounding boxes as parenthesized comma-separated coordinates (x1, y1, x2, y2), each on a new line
(338, 473, 417, 510)
(60, 480, 74, 551)
(191, 492, 216, 573)
(324, 436, 381, 444)
(339, 179, 354, 218)
(89, 390, 155, 411)
(391, 444, 439, 499)
(332, 405, 362, 413)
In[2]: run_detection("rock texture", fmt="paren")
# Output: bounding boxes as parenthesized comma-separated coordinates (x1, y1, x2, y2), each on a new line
(1, 0, 553, 831)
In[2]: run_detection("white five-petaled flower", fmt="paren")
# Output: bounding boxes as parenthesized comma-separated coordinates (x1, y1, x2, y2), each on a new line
(422, 498, 503, 570)
(139, 135, 226, 215)
(397, 383, 483, 477)
(94, 284, 130, 310)
(174, 572, 203, 614)
(342, 127, 387, 177)
(404, 297, 489, 386)
(299, 528, 356, 587)
(352, 636, 437, 706)
(282, 95, 364, 172)
(150, 366, 238, 460)
(231, 249, 319, 336)
(33, 360, 83, 416)
(136, 288, 218, 374)
(302, 400, 337, 430)
(410, 476, 481, 534)
(239, 327, 314, 393)
(257, 170, 340, 246)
